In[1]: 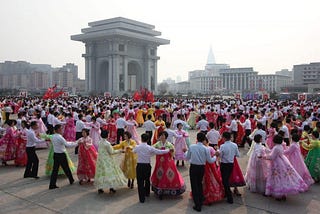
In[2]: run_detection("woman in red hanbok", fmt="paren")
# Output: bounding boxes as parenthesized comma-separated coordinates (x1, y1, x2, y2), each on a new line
(202, 139, 225, 204)
(0, 120, 17, 166)
(63, 113, 76, 142)
(77, 129, 98, 184)
(152, 115, 165, 145)
(14, 120, 28, 166)
(151, 131, 186, 199)
(106, 115, 117, 145)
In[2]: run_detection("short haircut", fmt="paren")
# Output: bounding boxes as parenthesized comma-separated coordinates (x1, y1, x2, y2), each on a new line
(273, 135, 283, 145)
(254, 134, 262, 143)
(82, 128, 90, 135)
(159, 131, 168, 139)
(101, 130, 109, 138)
(124, 131, 132, 139)
(222, 131, 231, 140)
(197, 132, 206, 142)
(54, 124, 62, 131)
(141, 133, 150, 142)
(291, 133, 300, 142)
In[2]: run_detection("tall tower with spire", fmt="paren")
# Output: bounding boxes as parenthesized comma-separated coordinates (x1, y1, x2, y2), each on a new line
(207, 46, 216, 64)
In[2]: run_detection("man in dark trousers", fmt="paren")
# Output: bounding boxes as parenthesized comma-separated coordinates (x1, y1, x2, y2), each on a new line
(220, 131, 240, 204)
(24, 121, 48, 179)
(184, 132, 218, 212)
(133, 133, 169, 203)
(49, 124, 77, 189)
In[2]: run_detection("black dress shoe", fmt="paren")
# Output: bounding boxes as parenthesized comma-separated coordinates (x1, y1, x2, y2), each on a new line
(109, 188, 116, 193)
(49, 185, 59, 190)
(24, 175, 31, 178)
(127, 179, 131, 187)
(227, 199, 233, 204)
(70, 179, 75, 185)
(98, 189, 104, 194)
(193, 206, 201, 212)
(33, 176, 40, 179)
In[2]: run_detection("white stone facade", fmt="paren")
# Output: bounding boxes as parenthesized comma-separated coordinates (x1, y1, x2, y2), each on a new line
(71, 17, 169, 95)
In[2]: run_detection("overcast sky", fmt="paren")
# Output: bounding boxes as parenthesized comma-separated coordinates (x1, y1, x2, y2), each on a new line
(1, 0, 320, 82)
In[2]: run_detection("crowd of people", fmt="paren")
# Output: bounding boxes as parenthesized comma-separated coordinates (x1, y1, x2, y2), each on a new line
(0, 96, 320, 212)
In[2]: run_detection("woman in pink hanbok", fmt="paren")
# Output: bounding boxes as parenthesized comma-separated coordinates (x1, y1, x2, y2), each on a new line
(14, 120, 28, 166)
(0, 120, 17, 166)
(89, 116, 101, 151)
(266, 121, 277, 149)
(174, 123, 188, 166)
(245, 134, 269, 194)
(77, 129, 98, 184)
(63, 113, 76, 141)
(264, 135, 308, 201)
(284, 133, 314, 187)
(36, 115, 47, 134)
(126, 115, 140, 144)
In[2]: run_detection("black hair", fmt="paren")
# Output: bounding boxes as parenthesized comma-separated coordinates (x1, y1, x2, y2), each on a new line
(222, 132, 231, 140)
(254, 134, 262, 143)
(291, 133, 300, 142)
(273, 135, 283, 145)
(101, 130, 109, 138)
(197, 132, 206, 142)
(141, 133, 150, 142)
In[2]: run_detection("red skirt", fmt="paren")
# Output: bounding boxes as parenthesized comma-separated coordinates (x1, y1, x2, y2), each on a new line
(151, 153, 186, 196)
(77, 144, 98, 181)
(229, 157, 246, 187)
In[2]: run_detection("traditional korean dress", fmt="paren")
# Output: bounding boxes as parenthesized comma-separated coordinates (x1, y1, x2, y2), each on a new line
(202, 146, 224, 204)
(284, 141, 314, 187)
(77, 136, 98, 182)
(174, 129, 188, 161)
(14, 128, 28, 166)
(245, 143, 269, 194)
(113, 139, 137, 179)
(303, 138, 320, 182)
(0, 126, 17, 163)
(152, 119, 165, 145)
(63, 117, 76, 141)
(265, 144, 308, 198)
(126, 119, 140, 144)
(89, 121, 101, 151)
(151, 141, 186, 196)
(94, 138, 127, 190)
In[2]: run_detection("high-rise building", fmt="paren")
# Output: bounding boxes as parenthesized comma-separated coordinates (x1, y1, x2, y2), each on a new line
(293, 62, 320, 86)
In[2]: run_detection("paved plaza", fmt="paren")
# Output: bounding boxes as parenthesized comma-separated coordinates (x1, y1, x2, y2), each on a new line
(1, 128, 320, 214)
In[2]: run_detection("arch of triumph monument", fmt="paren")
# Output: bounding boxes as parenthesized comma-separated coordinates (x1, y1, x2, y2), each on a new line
(71, 17, 170, 96)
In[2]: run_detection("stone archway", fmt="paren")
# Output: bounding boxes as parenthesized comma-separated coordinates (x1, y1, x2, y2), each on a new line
(128, 61, 142, 91)
(98, 61, 109, 93)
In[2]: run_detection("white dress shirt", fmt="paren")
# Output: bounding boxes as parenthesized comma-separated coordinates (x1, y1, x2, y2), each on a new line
(133, 142, 169, 163)
(220, 140, 240, 163)
(26, 129, 46, 147)
(51, 133, 77, 153)
(116, 117, 127, 129)
(142, 120, 156, 131)
(206, 129, 221, 145)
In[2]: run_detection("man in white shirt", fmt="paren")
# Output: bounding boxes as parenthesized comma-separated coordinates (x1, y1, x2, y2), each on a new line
(196, 114, 209, 134)
(240, 114, 252, 147)
(24, 121, 48, 179)
(142, 114, 156, 145)
(226, 114, 238, 142)
(133, 133, 169, 203)
(116, 112, 127, 144)
(74, 114, 86, 154)
(206, 122, 220, 149)
(220, 132, 240, 204)
(49, 124, 77, 189)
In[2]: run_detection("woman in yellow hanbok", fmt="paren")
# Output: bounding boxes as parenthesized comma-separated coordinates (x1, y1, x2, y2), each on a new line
(145, 105, 155, 122)
(113, 131, 137, 188)
(135, 107, 145, 127)
(152, 115, 166, 145)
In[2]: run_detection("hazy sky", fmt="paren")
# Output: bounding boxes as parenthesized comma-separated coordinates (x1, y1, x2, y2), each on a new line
(1, 0, 320, 82)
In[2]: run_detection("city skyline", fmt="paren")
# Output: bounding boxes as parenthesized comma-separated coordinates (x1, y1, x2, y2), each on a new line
(1, 0, 320, 82)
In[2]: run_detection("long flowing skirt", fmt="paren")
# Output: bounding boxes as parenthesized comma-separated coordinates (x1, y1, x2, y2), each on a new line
(229, 158, 246, 187)
(304, 148, 320, 182)
(151, 153, 186, 196)
(245, 156, 269, 194)
(45, 143, 75, 176)
(94, 153, 127, 189)
(14, 137, 27, 166)
(202, 162, 225, 204)
(77, 144, 97, 181)
(266, 156, 308, 197)
(120, 152, 137, 179)
(0, 135, 16, 162)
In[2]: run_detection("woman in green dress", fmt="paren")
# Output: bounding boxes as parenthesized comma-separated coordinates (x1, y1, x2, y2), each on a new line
(94, 130, 127, 194)
(302, 131, 320, 182)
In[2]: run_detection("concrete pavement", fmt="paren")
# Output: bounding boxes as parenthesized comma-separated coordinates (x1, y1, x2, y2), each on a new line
(1, 128, 320, 214)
